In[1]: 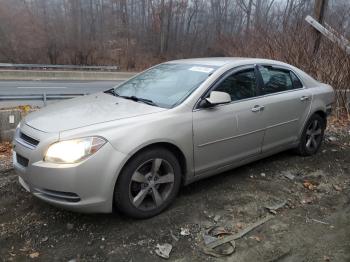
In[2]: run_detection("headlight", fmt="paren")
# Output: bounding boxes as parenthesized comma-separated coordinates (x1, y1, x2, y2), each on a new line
(44, 137, 106, 164)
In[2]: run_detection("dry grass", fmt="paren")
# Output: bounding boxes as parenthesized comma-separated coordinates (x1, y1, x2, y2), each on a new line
(216, 25, 350, 118)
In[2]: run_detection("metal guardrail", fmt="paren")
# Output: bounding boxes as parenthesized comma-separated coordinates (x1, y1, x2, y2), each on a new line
(0, 93, 85, 106)
(0, 63, 119, 71)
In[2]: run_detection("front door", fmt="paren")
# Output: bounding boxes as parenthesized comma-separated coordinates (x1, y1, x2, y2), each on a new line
(193, 67, 266, 175)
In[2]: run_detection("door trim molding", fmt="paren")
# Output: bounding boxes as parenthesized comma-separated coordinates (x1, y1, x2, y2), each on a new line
(265, 118, 299, 130)
(198, 128, 265, 148)
(197, 118, 298, 148)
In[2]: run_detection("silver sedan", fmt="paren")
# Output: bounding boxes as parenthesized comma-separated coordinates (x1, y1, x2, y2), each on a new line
(13, 58, 334, 218)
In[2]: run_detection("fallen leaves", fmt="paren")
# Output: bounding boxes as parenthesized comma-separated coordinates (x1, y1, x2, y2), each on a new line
(249, 235, 261, 242)
(0, 142, 12, 171)
(17, 105, 33, 113)
(235, 223, 243, 230)
(333, 184, 342, 192)
(29, 252, 39, 258)
(303, 180, 319, 191)
(0, 142, 12, 155)
(0, 105, 37, 113)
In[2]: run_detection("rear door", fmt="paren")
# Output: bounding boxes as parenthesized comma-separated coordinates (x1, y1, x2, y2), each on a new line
(193, 66, 266, 175)
(256, 65, 312, 152)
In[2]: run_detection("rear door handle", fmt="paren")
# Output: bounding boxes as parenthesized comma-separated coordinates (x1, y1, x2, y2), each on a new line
(300, 96, 310, 101)
(251, 105, 264, 112)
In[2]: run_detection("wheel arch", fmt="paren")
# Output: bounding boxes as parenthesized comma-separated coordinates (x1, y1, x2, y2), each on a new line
(313, 110, 327, 121)
(297, 108, 327, 142)
(112, 141, 187, 216)
(310, 109, 327, 127)
(115, 141, 188, 188)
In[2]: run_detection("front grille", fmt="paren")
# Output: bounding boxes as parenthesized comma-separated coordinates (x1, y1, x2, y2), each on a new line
(16, 154, 29, 167)
(33, 188, 81, 202)
(20, 132, 39, 147)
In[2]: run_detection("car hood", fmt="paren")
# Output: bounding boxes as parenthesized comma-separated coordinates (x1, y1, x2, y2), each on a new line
(24, 93, 166, 133)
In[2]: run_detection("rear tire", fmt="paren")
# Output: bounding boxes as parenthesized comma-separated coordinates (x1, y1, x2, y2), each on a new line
(114, 147, 181, 219)
(296, 114, 326, 156)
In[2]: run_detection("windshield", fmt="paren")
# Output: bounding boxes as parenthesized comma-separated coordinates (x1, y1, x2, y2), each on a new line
(113, 63, 218, 108)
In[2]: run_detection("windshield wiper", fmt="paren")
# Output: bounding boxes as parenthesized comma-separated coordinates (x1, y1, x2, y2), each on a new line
(104, 88, 117, 96)
(105, 89, 158, 107)
(119, 95, 158, 107)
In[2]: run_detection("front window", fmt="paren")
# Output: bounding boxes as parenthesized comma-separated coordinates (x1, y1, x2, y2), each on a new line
(214, 69, 257, 101)
(114, 63, 218, 108)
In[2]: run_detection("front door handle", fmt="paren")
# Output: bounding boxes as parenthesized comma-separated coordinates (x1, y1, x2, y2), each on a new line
(251, 105, 264, 112)
(300, 96, 310, 101)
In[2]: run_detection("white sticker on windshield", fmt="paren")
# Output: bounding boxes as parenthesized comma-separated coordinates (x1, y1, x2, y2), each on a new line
(189, 66, 214, 74)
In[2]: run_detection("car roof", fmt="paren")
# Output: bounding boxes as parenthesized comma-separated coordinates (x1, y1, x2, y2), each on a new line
(167, 57, 291, 68)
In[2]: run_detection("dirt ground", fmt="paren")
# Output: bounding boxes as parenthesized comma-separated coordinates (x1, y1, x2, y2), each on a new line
(0, 128, 349, 262)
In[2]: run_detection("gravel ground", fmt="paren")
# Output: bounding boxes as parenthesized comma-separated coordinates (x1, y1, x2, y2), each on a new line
(0, 130, 349, 262)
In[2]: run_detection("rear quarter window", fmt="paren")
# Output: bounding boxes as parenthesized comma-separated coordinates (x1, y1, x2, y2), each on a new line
(290, 71, 303, 89)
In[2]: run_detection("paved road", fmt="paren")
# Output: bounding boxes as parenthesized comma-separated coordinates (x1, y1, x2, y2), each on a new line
(0, 80, 122, 107)
(0, 80, 121, 95)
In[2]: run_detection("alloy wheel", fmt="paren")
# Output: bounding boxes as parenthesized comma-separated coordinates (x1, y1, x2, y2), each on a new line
(305, 119, 322, 151)
(128, 158, 175, 211)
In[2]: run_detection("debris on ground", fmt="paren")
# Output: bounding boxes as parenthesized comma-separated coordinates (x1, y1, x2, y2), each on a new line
(201, 216, 273, 257)
(213, 214, 221, 223)
(333, 184, 342, 191)
(180, 227, 190, 236)
(260, 172, 266, 177)
(301, 196, 314, 205)
(29, 252, 40, 258)
(282, 171, 295, 180)
(306, 216, 330, 225)
(249, 235, 262, 242)
(201, 226, 236, 257)
(303, 180, 319, 191)
(265, 201, 287, 215)
(155, 243, 172, 259)
(327, 136, 338, 142)
(231, 216, 273, 240)
(170, 230, 179, 242)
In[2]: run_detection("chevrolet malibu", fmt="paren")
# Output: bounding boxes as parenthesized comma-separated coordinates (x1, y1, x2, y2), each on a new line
(13, 58, 334, 218)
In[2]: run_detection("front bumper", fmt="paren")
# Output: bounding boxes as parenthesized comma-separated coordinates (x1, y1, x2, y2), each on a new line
(13, 123, 127, 213)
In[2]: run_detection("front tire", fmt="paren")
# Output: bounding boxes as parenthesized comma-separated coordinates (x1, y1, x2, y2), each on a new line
(114, 147, 181, 219)
(296, 114, 326, 156)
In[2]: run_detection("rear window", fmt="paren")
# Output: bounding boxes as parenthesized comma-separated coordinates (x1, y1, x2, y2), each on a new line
(258, 66, 294, 95)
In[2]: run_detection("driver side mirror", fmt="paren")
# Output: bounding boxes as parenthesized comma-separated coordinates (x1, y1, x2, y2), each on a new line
(200, 91, 231, 108)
